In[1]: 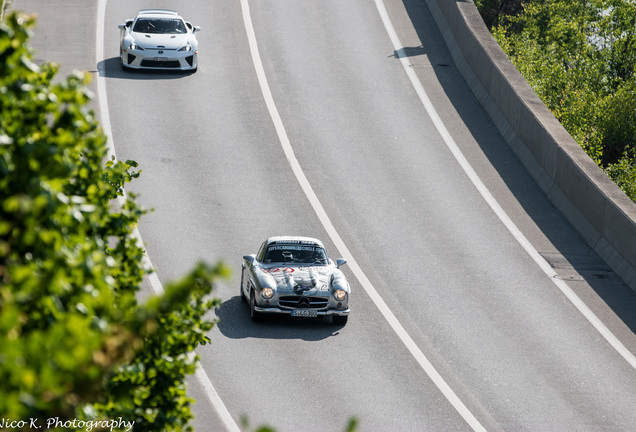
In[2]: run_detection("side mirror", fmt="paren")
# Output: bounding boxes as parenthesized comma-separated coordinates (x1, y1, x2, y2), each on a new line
(336, 258, 347, 268)
(186, 22, 201, 33)
(243, 255, 256, 265)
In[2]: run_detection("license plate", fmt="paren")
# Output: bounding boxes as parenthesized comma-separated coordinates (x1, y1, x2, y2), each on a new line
(291, 309, 317, 318)
(154, 57, 168, 61)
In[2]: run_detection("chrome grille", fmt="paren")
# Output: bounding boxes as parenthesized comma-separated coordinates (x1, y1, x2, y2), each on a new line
(278, 296, 328, 310)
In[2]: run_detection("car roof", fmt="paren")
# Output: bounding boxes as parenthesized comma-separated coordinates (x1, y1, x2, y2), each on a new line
(265, 236, 325, 247)
(137, 9, 182, 19)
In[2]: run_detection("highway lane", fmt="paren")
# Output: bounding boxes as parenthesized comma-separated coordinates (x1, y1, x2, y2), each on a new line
(14, 0, 636, 430)
(98, 1, 473, 430)
(238, 0, 636, 430)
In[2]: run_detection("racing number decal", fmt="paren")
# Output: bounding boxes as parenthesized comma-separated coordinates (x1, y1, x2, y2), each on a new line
(263, 267, 295, 274)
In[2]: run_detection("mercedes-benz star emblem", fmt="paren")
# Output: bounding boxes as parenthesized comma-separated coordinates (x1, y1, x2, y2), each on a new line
(298, 297, 310, 308)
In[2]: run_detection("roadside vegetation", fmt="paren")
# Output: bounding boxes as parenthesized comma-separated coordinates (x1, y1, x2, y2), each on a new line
(0, 11, 230, 431)
(474, 0, 636, 203)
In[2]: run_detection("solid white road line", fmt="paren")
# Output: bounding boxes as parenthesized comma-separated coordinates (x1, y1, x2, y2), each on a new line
(240, 0, 488, 431)
(373, 0, 636, 371)
(95, 2, 241, 432)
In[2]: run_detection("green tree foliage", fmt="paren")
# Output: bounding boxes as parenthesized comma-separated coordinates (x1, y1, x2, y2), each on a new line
(477, 0, 636, 202)
(473, 0, 524, 30)
(0, 11, 228, 430)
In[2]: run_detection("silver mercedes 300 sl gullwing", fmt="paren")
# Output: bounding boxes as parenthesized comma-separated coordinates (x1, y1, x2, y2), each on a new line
(241, 236, 350, 325)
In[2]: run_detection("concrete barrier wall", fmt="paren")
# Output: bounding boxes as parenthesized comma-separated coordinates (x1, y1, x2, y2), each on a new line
(423, 0, 636, 290)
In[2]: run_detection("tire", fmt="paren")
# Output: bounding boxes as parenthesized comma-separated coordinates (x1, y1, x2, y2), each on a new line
(250, 290, 263, 322)
(240, 270, 247, 302)
(332, 315, 348, 325)
(120, 48, 129, 71)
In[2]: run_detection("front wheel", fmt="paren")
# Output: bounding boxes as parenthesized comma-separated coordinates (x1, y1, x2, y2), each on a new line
(240, 270, 247, 302)
(250, 290, 263, 322)
(120, 47, 129, 71)
(332, 315, 348, 325)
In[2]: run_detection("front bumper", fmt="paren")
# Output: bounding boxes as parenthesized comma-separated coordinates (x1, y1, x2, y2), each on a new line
(254, 293, 349, 317)
(254, 306, 350, 317)
(122, 48, 197, 71)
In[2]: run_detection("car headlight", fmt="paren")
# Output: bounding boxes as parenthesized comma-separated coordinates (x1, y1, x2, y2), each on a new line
(262, 287, 274, 299)
(129, 41, 144, 51)
(334, 289, 347, 301)
(178, 44, 192, 52)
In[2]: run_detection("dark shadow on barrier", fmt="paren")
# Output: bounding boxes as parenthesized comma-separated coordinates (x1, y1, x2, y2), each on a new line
(97, 57, 196, 80)
(392, 45, 428, 59)
(399, 0, 636, 335)
(214, 296, 346, 341)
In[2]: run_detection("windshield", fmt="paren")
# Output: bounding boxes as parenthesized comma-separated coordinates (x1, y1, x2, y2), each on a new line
(133, 18, 187, 34)
(264, 244, 328, 265)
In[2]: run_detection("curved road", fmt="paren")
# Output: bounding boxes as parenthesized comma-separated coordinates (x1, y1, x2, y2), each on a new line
(15, 0, 636, 430)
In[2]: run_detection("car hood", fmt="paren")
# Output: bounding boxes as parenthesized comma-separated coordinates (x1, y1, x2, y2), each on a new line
(259, 266, 337, 295)
(131, 32, 191, 50)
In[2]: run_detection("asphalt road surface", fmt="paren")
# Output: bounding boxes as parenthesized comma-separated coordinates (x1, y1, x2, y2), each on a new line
(13, 0, 636, 430)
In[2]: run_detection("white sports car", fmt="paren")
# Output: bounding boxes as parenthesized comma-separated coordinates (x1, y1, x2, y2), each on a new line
(118, 9, 200, 72)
